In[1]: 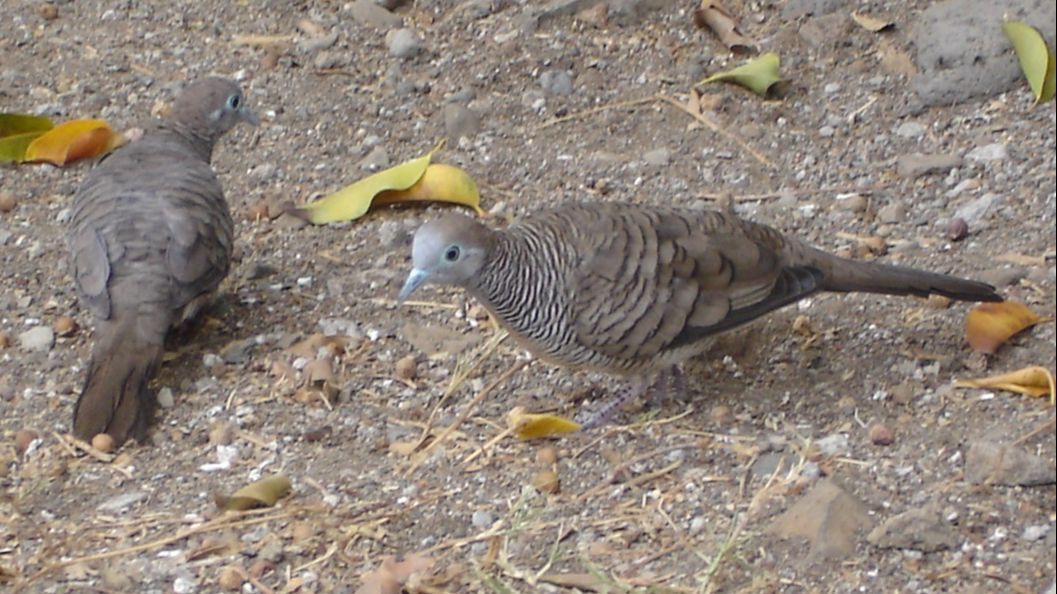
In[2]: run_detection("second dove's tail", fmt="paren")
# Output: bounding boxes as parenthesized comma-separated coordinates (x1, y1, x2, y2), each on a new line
(72, 315, 165, 446)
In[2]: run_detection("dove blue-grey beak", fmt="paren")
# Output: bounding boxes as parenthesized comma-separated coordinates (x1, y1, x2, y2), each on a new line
(398, 269, 430, 302)
(241, 107, 261, 126)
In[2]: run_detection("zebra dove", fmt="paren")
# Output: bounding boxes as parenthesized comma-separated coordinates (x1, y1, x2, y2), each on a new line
(399, 203, 1002, 425)
(68, 77, 257, 445)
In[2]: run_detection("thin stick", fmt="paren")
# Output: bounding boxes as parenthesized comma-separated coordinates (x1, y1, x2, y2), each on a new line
(405, 359, 527, 477)
(58, 433, 115, 463)
(538, 96, 659, 129)
(655, 94, 772, 167)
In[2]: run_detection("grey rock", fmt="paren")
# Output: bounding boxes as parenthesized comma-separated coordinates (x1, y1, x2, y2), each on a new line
(313, 51, 346, 70)
(819, 125, 835, 137)
(18, 326, 55, 352)
(835, 194, 868, 213)
(1022, 525, 1050, 542)
(471, 510, 495, 529)
(642, 147, 671, 166)
(798, 12, 854, 48)
(913, 0, 1057, 105)
(97, 491, 148, 513)
(896, 153, 963, 179)
(540, 70, 574, 95)
(347, 0, 404, 29)
(359, 146, 391, 171)
(298, 31, 339, 53)
(895, 122, 926, 139)
(816, 433, 849, 457)
(867, 507, 959, 552)
(387, 28, 422, 59)
(219, 338, 256, 364)
(953, 192, 1003, 226)
(966, 143, 1008, 162)
(157, 386, 175, 409)
(965, 440, 1056, 486)
(766, 479, 873, 559)
(782, 0, 850, 19)
(877, 203, 907, 224)
(443, 103, 482, 139)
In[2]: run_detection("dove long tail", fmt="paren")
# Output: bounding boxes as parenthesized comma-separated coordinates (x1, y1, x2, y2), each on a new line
(72, 312, 167, 445)
(811, 249, 1002, 302)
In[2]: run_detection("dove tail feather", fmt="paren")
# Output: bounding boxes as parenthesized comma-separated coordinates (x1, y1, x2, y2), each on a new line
(819, 255, 1002, 303)
(72, 316, 165, 446)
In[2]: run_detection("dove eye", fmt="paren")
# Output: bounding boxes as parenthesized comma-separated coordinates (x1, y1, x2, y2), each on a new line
(227, 94, 241, 109)
(444, 246, 461, 262)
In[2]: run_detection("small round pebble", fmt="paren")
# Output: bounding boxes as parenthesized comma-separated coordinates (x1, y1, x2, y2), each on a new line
(15, 429, 39, 456)
(947, 217, 969, 241)
(0, 191, 17, 213)
(395, 355, 417, 380)
(217, 565, 243, 591)
(532, 469, 560, 494)
(92, 433, 116, 453)
(868, 423, 895, 446)
(471, 510, 495, 529)
(53, 316, 78, 337)
(536, 446, 559, 465)
(387, 28, 421, 58)
(709, 404, 731, 424)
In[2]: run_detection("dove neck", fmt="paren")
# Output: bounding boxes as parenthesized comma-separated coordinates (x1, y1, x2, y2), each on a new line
(160, 120, 217, 162)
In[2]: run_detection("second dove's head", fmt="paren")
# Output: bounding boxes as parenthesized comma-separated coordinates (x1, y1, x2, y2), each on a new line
(399, 214, 494, 301)
(171, 77, 259, 142)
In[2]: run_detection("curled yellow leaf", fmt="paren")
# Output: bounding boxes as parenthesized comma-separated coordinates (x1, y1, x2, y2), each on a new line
(1003, 20, 1057, 105)
(508, 408, 581, 440)
(965, 301, 1042, 354)
(698, 52, 782, 96)
(23, 119, 122, 166)
(0, 113, 54, 163)
(956, 366, 1055, 405)
(292, 148, 481, 224)
(219, 474, 292, 511)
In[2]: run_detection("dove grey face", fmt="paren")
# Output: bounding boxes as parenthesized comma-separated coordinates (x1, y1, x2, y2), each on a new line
(172, 77, 259, 141)
(399, 215, 493, 301)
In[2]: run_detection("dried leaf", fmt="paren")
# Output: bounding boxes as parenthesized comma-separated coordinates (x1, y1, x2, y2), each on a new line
(698, 52, 782, 96)
(693, 1, 755, 54)
(1003, 20, 1057, 105)
(850, 11, 894, 32)
(0, 113, 54, 163)
(23, 119, 123, 166)
(355, 553, 433, 594)
(956, 366, 1056, 405)
(965, 301, 1042, 354)
(508, 408, 581, 440)
(292, 149, 481, 224)
(221, 475, 292, 511)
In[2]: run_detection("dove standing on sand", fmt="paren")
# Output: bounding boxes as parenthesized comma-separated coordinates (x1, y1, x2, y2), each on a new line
(68, 77, 257, 445)
(399, 203, 1002, 426)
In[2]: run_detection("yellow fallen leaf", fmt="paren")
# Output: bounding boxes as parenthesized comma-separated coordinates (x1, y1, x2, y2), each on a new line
(0, 113, 54, 163)
(508, 409, 581, 440)
(292, 148, 481, 224)
(23, 119, 123, 166)
(220, 474, 292, 511)
(956, 366, 1055, 405)
(965, 301, 1042, 354)
(1003, 20, 1056, 105)
(850, 12, 895, 32)
(697, 52, 782, 96)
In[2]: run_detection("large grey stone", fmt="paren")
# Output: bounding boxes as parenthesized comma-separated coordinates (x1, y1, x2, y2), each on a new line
(913, 0, 1057, 105)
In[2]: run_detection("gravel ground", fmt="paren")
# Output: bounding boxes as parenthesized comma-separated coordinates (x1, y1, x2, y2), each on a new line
(2, 1, 1055, 593)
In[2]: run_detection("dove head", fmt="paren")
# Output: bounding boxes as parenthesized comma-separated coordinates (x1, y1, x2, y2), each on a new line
(170, 77, 258, 147)
(399, 214, 496, 301)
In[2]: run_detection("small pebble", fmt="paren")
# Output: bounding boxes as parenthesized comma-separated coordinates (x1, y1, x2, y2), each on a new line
(0, 332, 11, 349)
(1022, 525, 1050, 542)
(92, 433, 116, 453)
(0, 191, 17, 213)
(386, 28, 421, 58)
(52, 316, 78, 337)
(947, 217, 968, 241)
(217, 565, 243, 591)
(471, 510, 495, 529)
(157, 386, 175, 409)
(965, 143, 1008, 162)
(14, 429, 39, 456)
(536, 446, 559, 465)
(39, 3, 59, 19)
(709, 404, 732, 424)
(18, 326, 55, 352)
(532, 469, 560, 494)
(539, 70, 573, 95)
(868, 423, 895, 446)
(249, 560, 274, 580)
(209, 422, 235, 446)
(642, 148, 671, 166)
(395, 355, 417, 380)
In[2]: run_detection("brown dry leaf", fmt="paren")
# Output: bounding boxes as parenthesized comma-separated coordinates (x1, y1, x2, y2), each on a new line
(507, 407, 581, 440)
(956, 366, 1056, 404)
(23, 119, 123, 166)
(965, 301, 1042, 354)
(693, 0, 755, 54)
(220, 474, 292, 511)
(850, 11, 895, 32)
(355, 552, 434, 594)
